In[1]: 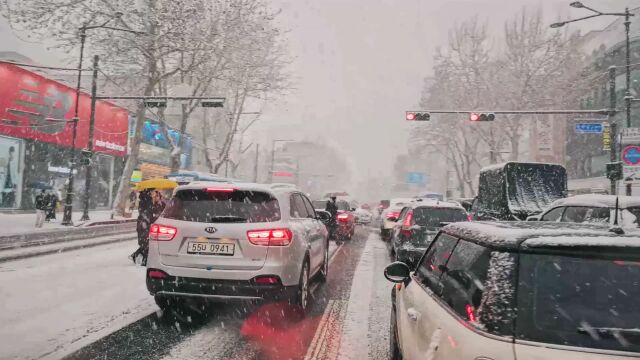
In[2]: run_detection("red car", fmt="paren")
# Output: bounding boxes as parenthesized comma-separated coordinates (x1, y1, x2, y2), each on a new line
(313, 199, 356, 241)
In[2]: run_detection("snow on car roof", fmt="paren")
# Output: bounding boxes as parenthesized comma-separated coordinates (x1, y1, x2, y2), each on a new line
(176, 181, 298, 194)
(408, 199, 464, 209)
(442, 221, 633, 250)
(548, 194, 640, 209)
(522, 235, 640, 249)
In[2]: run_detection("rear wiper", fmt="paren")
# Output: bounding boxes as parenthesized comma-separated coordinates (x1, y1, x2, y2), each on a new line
(209, 216, 248, 223)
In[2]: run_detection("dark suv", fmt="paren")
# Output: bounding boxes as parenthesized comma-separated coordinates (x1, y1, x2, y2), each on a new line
(390, 200, 469, 268)
(385, 222, 640, 359)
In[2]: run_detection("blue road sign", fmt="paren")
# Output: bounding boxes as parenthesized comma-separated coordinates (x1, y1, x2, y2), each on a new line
(622, 146, 640, 165)
(406, 172, 427, 185)
(575, 123, 604, 134)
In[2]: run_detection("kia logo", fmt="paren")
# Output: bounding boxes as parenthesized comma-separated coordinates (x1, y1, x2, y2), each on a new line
(204, 227, 217, 234)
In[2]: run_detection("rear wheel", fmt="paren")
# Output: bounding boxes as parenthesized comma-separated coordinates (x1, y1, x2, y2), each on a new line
(319, 243, 329, 282)
(294, 260, 310, 312)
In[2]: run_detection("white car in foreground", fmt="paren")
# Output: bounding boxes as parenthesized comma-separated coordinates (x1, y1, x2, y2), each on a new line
(386, 221, 640, 359)
(146, 182, 329, 312)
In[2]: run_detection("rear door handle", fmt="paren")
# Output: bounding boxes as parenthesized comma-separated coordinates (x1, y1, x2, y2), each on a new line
(407, 307, 420, 321)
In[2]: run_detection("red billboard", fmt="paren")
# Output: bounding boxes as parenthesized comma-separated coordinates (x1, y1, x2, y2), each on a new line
(0, 63, 128, 157)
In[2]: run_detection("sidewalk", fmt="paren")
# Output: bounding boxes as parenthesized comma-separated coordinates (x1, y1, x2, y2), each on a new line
(1, 209, 137, 237)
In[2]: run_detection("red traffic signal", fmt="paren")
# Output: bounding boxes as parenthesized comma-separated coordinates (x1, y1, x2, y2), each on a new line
(469, 113, 495, 122)
(406, 111, 430, 121)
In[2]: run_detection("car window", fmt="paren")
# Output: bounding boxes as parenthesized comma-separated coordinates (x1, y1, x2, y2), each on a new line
(163, 189, 281, 223)
(301, 195, 316, 218)
(439, 240, 491, 322)
(412, 207, 468, 230)
(397, 207, 410, 222)
(414, 233, 458, 294)
(540, 206, 564, 221)
(561, 206, 590, 222)
(312, 200, 327, 210)
(290, 194, 310, 218)
(621, 207, 640, 227)
(336, 200, 350, 211)
(586, 207, 610, 224)
(517, 253, 640, 353)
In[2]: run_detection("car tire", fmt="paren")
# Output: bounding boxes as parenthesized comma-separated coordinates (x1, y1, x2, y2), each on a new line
(319, 243, 329, 282)
(293, 259, 310, 312)
(390, 304, 402, 360)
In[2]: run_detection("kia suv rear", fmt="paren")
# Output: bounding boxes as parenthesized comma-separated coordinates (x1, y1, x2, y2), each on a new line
(146, 182, 329, 312)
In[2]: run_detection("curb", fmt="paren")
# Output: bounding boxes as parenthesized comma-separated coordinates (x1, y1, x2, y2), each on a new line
(0, 234, 137, 263)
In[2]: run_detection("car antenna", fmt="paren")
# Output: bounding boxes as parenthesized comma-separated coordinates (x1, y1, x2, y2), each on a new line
(609, 196, 624, 235)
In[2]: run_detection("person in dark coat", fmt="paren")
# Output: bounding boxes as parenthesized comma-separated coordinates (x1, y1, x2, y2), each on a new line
(46, 192, 58, 221)
(325, 196, 338, 240)
(43, 191, 52, 222)
(140, 190, 166, 265)
(131, 189, 152, 264)
(129, 190, 137, 211)
(34, 190, 46, 228)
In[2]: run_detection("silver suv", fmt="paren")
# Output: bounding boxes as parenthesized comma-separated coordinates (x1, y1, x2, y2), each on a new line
(145, 182, 329, 312)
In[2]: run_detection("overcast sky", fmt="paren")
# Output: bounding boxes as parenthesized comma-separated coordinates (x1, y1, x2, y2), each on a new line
(2, 0, 639, 185)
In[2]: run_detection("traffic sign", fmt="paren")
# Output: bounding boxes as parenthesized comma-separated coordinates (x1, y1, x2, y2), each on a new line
(406, 172, 427, 185)
(622, 145, 640, 165)
(575, 123, 604, 134)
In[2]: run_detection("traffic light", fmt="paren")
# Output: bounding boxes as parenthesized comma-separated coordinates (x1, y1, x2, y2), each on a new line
(79, 149, 92, 166)
(144, 99, 167, 108)
(201, 99, 224, 108)
(469, 113, 495, 122)
(406, 111, 430, 121)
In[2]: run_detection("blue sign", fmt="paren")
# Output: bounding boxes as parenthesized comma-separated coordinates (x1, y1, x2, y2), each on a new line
(622, 146, 640, 165)
(575, 123, 604, 134)
(406, 172, 427, 185)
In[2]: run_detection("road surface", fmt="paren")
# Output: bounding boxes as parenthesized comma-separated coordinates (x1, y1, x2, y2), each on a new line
(0, 226, 394, 360)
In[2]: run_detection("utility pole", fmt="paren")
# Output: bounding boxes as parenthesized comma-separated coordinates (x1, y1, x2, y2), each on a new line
(625, 7, 632, 128)
(609, 66, 618, 195)
(253, 144, 259, 182)
(80, 55, 99, 221)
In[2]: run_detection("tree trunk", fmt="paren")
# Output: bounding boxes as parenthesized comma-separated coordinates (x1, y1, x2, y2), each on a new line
(201, 111, 215, 172)
(169, 103, 189, 172)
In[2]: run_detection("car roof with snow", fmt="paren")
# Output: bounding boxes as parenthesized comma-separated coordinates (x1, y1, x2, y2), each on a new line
(441, 221, 640, 251)
(404, 199, 466, 210)
(174, 181, 301, 195)
(547, 194, 640, 209)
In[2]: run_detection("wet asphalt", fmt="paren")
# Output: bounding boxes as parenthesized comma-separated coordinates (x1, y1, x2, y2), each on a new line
(63, 226, 393, 360)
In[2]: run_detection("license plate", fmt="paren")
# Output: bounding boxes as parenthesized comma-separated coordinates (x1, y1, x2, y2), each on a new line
(187, 242, 235, 256)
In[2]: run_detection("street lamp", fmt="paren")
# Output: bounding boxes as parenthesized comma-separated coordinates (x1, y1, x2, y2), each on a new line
(549, 3, 634, 130)
(62, 13, 145, 225)
(270, 139, 294, 183)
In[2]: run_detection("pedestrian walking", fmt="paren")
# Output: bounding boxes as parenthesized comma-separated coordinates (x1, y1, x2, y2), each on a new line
(47, 192, 58, 221)
(34, 190, 46, 228)
(140, 190, 166, 265)
(43, 191, 52, 222)
(128, 190, 137, 211)
(325, 196, 338, 240)
(130, 189, 152, 265)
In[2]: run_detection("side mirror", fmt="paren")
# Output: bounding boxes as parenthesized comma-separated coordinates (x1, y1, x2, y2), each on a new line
(526, 215, 540, 222)
(384, 261, 411, 283)
(387, 216, 398, 222)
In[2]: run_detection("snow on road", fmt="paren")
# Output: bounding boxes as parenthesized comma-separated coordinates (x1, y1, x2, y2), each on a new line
(0, 239, 154, 360)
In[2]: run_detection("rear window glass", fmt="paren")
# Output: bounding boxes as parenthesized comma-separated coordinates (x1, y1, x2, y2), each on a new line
(312, 200, 327, 209)
(517, 254, 640, 352)
(163, 189, 281, 223)
(336, 200, 350, 211)
(413, 207, 468, 230)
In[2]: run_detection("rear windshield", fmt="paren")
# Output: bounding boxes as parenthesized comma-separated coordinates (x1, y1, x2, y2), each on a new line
(163, 189, 281, 223)
(337, 200, 350, 211)
(517, 253, 640, 353)
(312, 200, 327, 209)
(413, 207, 468, 230)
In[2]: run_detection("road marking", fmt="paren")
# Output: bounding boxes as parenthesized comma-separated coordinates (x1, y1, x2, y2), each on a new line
(310, 241, 343, 295)
(303, 300, 348, 360)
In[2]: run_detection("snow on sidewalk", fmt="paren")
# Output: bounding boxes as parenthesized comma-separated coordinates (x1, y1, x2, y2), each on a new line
(0, 210, 137, 236)
(0, 239, 155, 360)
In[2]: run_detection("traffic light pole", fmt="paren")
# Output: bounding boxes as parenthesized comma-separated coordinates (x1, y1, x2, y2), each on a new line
(80, 55, 99, 221)
(609, 66, 619, 195)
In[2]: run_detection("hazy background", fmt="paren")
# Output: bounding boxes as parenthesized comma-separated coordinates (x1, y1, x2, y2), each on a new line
(2, 0, 639, 185)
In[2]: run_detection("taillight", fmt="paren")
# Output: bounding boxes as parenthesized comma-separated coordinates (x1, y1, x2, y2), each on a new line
(247, 228, 293, 246)
(149, 224, 177, 241)
(253, 275, 281, 285)
(467, 213, 473, 221)
(147, 269, 168, 279)
(337, 213, 349, 220)
(465, 304, 477, 322)
(401, 210, 413, 236)
(204, 187, 236, 192)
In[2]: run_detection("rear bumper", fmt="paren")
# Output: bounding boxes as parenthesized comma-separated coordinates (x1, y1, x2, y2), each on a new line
(147, 270, 297, 302)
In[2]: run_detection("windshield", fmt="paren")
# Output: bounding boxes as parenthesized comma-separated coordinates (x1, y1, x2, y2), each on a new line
(517, 253, 640, 353)
(163, 189, 281, 223)
(413, 207, 468, 230)
(6, 0, 640, 359)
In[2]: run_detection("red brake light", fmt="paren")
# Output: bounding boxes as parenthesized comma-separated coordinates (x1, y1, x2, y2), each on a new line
(337, 213, 350, 220)
(401, 210, 413, 236)
(149, 224, 177, 241)
(148, 269, 168, 279)
(253, 275, 281, 285)
(467, 213, 473, 221)
(204, 187, 236, 192)
(465, 304, 477, 322)
(247, 228, 293, 246)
